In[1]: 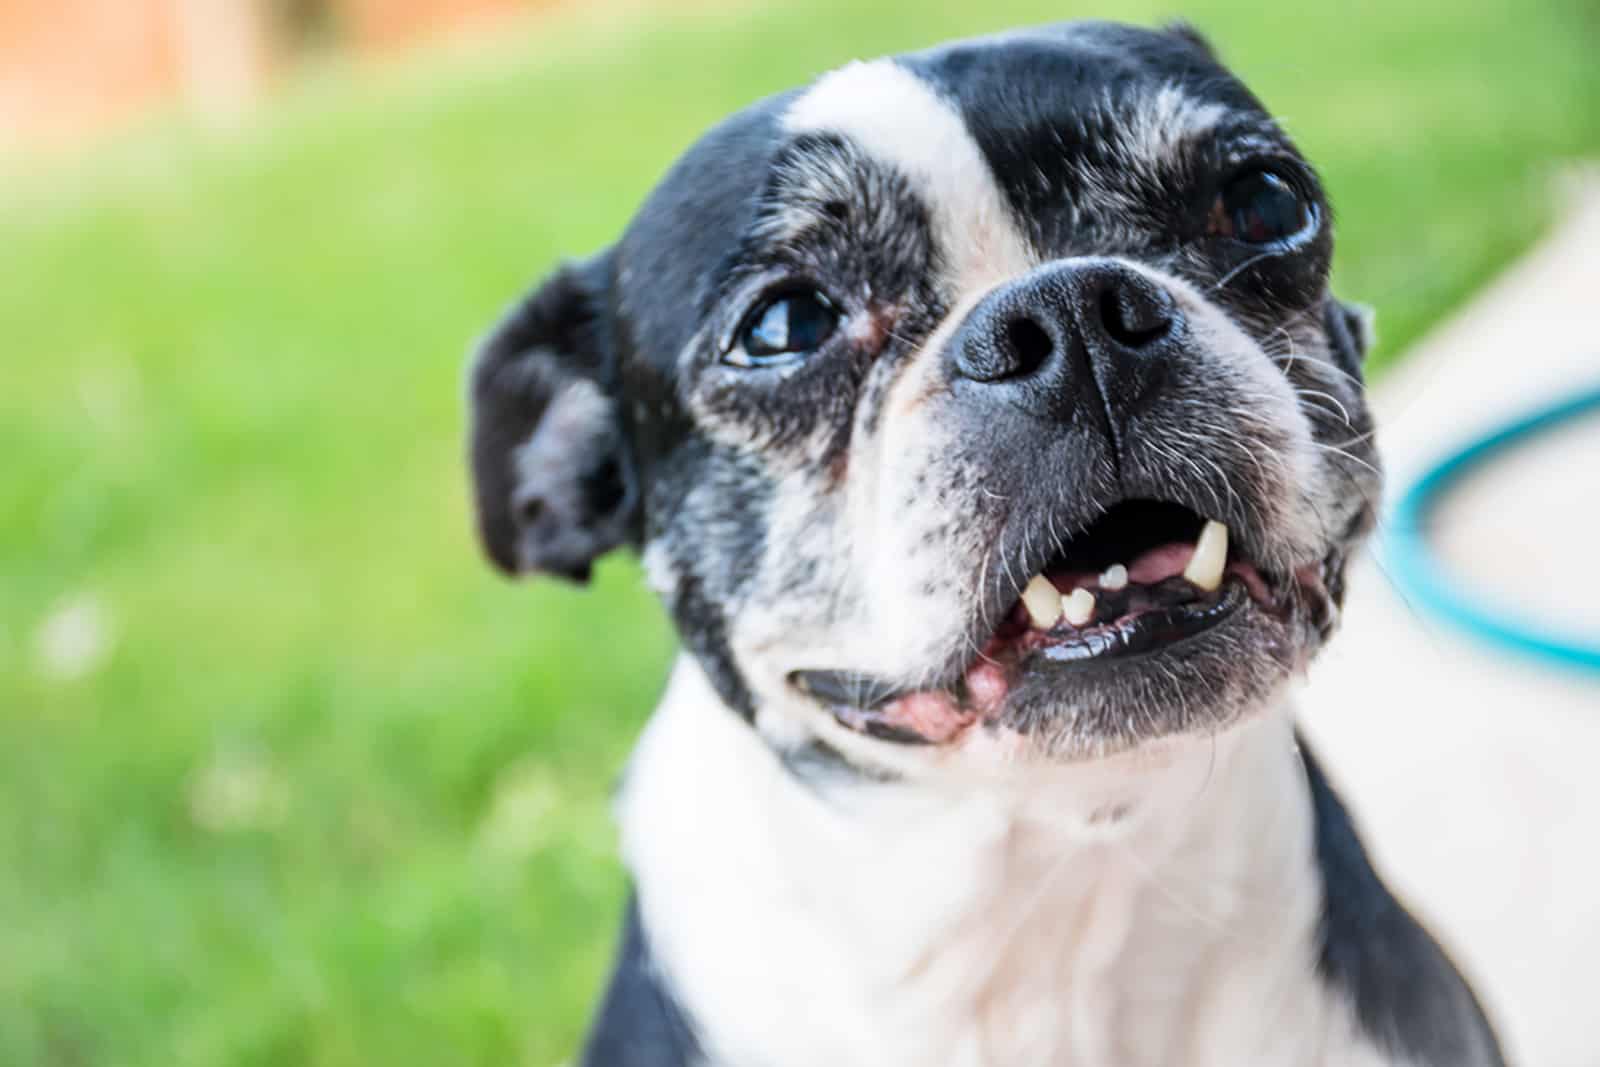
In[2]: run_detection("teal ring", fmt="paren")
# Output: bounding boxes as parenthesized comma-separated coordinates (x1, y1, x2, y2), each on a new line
(1380, 380, 1600, 674)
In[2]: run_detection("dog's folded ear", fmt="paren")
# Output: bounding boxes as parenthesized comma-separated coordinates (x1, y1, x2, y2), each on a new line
(1323, 296, 1377, 376)
(468, 249, 636, 583)
(1164, 20, 1219, 60)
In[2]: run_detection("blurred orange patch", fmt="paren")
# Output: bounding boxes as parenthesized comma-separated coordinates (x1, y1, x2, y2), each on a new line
(0, 0, 542, 152)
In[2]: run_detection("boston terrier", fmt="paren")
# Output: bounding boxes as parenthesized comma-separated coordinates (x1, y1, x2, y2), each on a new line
(467, 19, 1504, 1067)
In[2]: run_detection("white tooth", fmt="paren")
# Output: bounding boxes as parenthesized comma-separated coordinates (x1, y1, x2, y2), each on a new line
(1061, 588, 1096, 627)
(1021, 575, 1062, 629)
(1099, 564, 1128, 591)
(1183, 520, 1229, 592)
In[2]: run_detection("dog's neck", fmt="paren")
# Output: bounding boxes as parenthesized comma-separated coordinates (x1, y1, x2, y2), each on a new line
(618, 656, 1391, 1067)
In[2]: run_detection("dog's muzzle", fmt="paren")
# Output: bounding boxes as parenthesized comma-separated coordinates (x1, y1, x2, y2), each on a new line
(789, 259, 1341, 748)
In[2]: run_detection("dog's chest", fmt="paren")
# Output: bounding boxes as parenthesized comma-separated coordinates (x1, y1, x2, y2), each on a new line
(709, 820, 1254, 1066)
(618, 660, 1400, 1067)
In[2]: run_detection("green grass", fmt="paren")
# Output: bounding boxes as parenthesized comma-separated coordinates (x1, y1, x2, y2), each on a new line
(1, 0, 1596, 1062)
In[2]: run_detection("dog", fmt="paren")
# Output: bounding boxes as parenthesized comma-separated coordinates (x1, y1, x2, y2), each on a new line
(467, 20, 1504, 1067)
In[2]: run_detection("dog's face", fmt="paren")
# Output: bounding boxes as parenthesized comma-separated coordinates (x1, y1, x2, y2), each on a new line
(470, 21, 1380, 775)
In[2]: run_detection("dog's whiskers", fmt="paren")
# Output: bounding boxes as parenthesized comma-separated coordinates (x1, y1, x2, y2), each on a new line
(1209, 248, 1282, 293)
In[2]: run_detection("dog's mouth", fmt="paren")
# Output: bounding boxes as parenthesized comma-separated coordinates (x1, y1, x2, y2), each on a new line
(791, 499, 1333, 746)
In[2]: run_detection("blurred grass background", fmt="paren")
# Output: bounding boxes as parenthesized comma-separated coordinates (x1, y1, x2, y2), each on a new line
(2, 0, 1597, 1062)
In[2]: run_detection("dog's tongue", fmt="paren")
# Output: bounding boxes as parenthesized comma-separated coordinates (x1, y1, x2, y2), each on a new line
(1124, 543, 1196, 586)
(1046, 541, 1195, 593)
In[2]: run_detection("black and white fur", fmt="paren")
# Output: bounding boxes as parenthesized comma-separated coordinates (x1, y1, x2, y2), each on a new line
(466, 21, 1502, 1066)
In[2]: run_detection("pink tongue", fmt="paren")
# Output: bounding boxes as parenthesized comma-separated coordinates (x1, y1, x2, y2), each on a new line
(1125, 542, 1194, 585)
(1052, 542, 1194, 592)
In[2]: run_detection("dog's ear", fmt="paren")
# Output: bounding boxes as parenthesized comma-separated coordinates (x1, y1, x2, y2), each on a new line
(1323, 296, 1377, 376)
(1164, 20, 1219, 61)
(468, 249, 636, 583)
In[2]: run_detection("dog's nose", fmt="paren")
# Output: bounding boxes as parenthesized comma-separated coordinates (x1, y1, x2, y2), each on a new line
(948, 260, 1181, 424)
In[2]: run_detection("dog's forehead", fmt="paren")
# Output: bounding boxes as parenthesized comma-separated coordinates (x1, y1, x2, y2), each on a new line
(616, 22, 1275, 382)
(795, 24, 1284, 274)
(781, 57, 1031, 290)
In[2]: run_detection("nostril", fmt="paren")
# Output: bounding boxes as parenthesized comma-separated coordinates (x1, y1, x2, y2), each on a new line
(1098, 283, 1174, 349)
(1003, 316, 1055, 376)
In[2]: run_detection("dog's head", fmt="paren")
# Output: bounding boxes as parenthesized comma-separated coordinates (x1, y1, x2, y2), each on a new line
(469, 21, 1380, 775)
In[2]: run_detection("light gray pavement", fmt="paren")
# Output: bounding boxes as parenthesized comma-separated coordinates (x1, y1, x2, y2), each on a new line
(1298, 181, 1600, 1067)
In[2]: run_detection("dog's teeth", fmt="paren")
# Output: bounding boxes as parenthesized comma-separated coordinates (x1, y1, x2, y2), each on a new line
(1183, 520, 1229, 592)
(1061, 588, 1096, 627)
(1099, 564, 1128, 591)
(1021, 575, 1062, 629)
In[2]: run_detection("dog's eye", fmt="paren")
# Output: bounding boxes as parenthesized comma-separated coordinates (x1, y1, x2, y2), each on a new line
(727, 289, 838, 367)
(1210, 169, 1311, 244)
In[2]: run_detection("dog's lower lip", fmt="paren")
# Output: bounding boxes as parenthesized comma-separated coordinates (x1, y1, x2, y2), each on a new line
(1030, 578, 1249, 666)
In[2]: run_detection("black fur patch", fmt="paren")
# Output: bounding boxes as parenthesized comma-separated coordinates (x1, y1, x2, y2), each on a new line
(1300, 742, 1505, 1066)
(906, 23, 1333, 330)
(580, 895, 700, 1067)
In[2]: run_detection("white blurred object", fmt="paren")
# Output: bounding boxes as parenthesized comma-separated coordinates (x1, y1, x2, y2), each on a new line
(172, 0, 278, 127)
(1299, 178, 1600, 1067)
(34, 591, 113, 681)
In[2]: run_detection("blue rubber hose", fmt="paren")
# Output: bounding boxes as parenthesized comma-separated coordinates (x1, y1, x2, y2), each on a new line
(1381, 381, 1600, 675)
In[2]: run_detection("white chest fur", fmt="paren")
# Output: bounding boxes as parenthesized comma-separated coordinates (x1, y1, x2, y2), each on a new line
(618, 657, 1406, 1067)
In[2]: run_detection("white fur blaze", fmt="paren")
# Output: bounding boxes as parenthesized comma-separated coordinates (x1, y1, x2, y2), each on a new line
(784, 60, 1035, 291)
